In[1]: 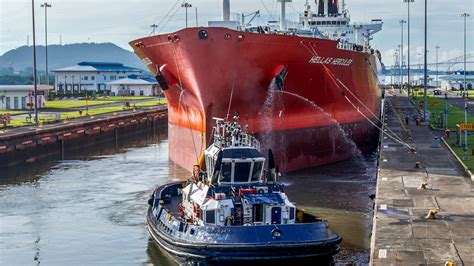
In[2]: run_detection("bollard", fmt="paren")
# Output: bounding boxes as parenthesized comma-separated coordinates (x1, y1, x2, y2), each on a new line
(418, 182, 429, 190)
(425, 209, 438, 219)
(431, 137, 441, 148)
(456, 124, 461, 146)
(415, 162, 422, 168)
(445, 260, 456, 266)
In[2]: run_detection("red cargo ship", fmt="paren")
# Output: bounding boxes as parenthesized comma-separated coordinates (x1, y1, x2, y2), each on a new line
(130, 0, 383, 173)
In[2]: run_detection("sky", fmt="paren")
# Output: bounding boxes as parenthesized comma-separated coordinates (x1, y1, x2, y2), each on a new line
(0, 0, 473, 69)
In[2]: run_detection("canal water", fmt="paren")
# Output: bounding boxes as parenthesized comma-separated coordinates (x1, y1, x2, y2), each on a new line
(0, 129, 376, 265)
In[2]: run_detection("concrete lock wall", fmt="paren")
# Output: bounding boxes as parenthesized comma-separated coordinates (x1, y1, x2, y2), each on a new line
(0, 109, 167, 168)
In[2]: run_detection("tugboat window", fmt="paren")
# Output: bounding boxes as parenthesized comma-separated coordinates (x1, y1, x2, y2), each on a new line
(251, 162, 263, 182)
(205, 210, 216, 224)
(234, 162, 251, 182)
(221, 162, 232, 182)
(254, 204, 263, 223)
(290, 207, 295, 220)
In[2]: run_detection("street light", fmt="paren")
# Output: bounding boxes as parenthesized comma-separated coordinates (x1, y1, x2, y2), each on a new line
(32, 0, 39, 125)
(41, 2, 51, 86)
(418, 53, 421, 84)
(392, 49, 399, 85)
(403, 0, 414, 98)
(150, 24, 158, 36)
(462, 12, 470, 159)
(435, 45, 440, 88)
(423, 0, 428, 122)
(397, 45, 401, 90)
(399, 20, 406, 93)
(181, 2, 192, 28)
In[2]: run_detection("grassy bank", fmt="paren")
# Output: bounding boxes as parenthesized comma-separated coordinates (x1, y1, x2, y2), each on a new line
(45, 100, 112, 109)
(45, 96, 161, 109)
(0, 110, 28, 115)
(1, 99, 167, 128)
(412, 94, 474, 171)
(412, 96, 474, 131)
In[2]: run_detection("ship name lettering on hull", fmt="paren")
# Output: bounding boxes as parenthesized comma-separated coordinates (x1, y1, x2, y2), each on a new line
(309, 56, 353, 67)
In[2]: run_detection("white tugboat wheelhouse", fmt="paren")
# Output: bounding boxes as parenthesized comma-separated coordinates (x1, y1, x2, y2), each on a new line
(178, 115, 296, 227)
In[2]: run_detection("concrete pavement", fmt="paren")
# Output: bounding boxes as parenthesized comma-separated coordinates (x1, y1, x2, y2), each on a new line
(370, 89, 474, 265)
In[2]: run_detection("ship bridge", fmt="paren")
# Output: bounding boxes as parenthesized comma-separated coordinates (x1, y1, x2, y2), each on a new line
(298, 0, 382, 47)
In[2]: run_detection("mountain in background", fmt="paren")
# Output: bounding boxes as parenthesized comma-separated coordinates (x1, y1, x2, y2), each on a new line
(0, 43, 146, 73)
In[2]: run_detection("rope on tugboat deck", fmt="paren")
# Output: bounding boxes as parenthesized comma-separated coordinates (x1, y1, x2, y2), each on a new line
(299, 41, 416, 152)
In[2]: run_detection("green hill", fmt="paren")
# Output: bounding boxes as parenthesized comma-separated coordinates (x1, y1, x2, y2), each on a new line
(0, 42, 145, 72)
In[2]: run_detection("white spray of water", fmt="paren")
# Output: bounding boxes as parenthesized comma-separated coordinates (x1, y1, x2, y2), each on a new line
(276, 90, 363, 159)
(261, 82, 366, 165)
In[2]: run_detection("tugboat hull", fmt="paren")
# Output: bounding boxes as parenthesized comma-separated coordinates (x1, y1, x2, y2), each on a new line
(147, 182, 342, 261)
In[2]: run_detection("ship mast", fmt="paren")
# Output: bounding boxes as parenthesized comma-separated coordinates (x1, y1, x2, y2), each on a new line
(277, 0, 292, 30)
(223, 0, 230, 21)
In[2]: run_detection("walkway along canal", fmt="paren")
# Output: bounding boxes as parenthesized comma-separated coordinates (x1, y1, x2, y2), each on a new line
(371, 89, 474, 265)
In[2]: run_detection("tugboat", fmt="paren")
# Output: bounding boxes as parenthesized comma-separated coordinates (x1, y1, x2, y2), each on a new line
(147, 114, 342, 261)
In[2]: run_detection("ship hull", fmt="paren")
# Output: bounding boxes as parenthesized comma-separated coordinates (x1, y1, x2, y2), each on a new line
(131, 27, 382, 172)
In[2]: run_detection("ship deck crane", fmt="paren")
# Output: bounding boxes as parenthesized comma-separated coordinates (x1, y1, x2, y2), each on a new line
(241, 10, 260, 27)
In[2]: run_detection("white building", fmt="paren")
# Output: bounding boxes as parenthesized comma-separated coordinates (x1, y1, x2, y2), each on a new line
(54, 62, 144, 93)
(107, 76, 159, 96)
(0, 85, 52, 110)
(440, 74, 474, 90)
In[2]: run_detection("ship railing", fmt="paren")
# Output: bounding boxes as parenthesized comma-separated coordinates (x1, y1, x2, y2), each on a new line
(240, 133, 261, 150)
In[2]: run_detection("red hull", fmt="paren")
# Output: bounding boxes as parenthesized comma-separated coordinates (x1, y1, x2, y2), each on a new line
(130, 27, 382, 172)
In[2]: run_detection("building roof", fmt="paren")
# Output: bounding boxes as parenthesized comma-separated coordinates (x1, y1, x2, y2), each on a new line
(0, 85, 52, 91)
(106, 78, 157, 85)
(127, 74, 157, 83)
(54, 62, 143, 72)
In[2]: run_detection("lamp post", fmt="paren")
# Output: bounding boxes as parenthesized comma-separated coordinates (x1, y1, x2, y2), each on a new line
(181, 2, 192, 28)
(423, 0, 428, 122)
(392, 46, 400, 85)
(150, 24, 158, 36)
(41, 2, 51, 86)
(418, 53, 421, 86)
(398, 45, 402, 91)
(399, 20, 406, 93)
(445, 92, 448, 129)
(435, 45, 440, 88)
(403, 0, 414, 98)
(462, 12, 470, 159)
(32, 0, 39, 125)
